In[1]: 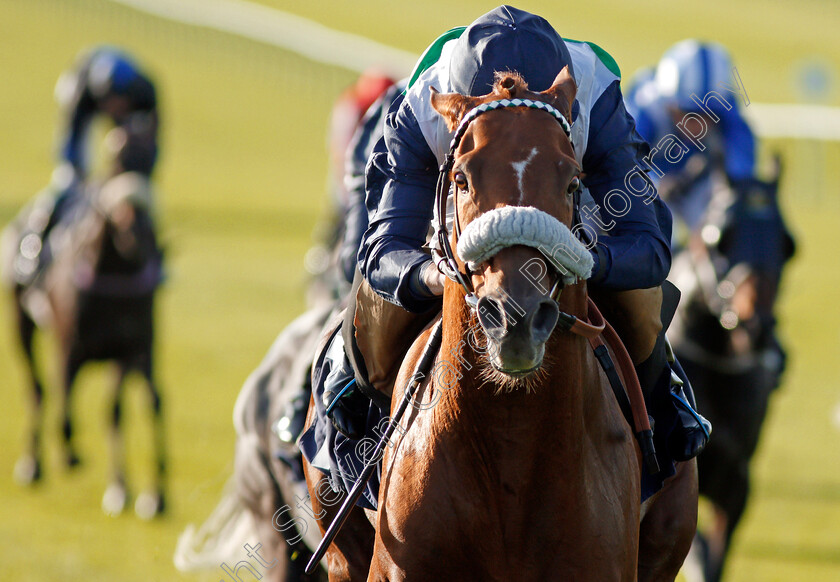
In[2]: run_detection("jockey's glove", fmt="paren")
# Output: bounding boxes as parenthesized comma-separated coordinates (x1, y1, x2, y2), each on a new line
(323, 380, 369, 440)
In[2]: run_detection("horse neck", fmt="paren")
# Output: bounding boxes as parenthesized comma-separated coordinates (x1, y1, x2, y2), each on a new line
(434, 283, 599, 460)
(66, 209, 107, 269)
(97, 209, 155, 274)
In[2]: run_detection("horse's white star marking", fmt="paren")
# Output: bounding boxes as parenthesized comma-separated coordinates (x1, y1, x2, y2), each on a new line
(511, 147, 539, 204)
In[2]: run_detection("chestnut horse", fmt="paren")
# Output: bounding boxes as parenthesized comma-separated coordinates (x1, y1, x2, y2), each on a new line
(304, 70, 697, 581)
(2, 170, 166, 518)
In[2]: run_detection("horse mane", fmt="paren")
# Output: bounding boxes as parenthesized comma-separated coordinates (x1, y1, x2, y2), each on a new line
(492, 70, 529, 99)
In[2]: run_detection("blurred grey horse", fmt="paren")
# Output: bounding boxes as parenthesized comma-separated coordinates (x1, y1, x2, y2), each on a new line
(175, 78, 402, 580)
(175, 301, 335, 581)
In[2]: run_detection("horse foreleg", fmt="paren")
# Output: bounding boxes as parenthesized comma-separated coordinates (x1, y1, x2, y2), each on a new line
(135, 353, 167, 519)
(638, 459, 699, 582)
(59, 349, 84, 470)
(103, 362, 130, 516)
(12, 297, 44, 485)
(701, 466, 749, 582)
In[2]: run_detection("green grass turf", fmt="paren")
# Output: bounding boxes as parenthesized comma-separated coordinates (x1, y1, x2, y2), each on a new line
(0, 1, 838, 580)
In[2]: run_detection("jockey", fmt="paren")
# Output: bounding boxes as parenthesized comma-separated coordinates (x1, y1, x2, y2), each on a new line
(15, 46, 158, 283)
(337, 79, 404, 286)
(307, 71, 397, 305)
(313, 5, 710, 487)
(625, 41, 791, 380)
(275, 78, 406, 444)
(328, 71, 397, 215)
(624, 40, 755, 236)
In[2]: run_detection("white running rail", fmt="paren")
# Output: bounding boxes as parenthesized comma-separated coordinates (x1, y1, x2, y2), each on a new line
(746, 103, 840, 142)
(107, 0, 840, 141)
(108, 0, 417, 78)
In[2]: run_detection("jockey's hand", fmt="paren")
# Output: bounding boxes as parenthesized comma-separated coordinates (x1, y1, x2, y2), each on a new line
(324, 383, 369, 440)
(421, 261, 446, 296)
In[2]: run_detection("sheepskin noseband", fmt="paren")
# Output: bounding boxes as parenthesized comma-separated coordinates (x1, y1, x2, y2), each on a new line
(456, 205, 593, 284)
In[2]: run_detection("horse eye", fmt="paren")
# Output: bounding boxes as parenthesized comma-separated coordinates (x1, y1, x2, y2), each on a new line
(453, 171, 469, 190)
(567, 176, 580, 195)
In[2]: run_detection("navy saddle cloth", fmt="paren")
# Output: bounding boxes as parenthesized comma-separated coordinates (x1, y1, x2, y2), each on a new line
(299, 318, 388, 510)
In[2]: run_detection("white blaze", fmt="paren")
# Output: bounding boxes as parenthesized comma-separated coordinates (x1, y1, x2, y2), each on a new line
(510, 147, 539, 204)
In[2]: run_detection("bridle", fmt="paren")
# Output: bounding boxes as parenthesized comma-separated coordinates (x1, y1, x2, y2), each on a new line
(425, 97, 652, 461)
(686, 230, 754, 331)
(431, 97, 585, 323)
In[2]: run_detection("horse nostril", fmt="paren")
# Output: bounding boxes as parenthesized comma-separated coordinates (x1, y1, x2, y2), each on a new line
(531, 300, 559, 344)
(476, 296, 506, 339)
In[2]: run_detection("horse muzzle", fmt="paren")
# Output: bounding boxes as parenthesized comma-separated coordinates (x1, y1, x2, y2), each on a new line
(476, 293, 559, 375)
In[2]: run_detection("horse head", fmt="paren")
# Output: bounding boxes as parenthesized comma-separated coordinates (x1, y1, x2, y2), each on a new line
(430, 68, 591, 382)
(718, 166, 794, 324)
(675, 160, 794, 358)
(84, 170, 161, 289)
(71, 119, 161, 289)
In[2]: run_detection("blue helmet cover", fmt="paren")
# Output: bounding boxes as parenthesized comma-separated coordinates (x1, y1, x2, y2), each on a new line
(449, 5, 573, 96)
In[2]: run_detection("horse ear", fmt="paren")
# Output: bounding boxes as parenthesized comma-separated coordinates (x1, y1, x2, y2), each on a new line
(430, 87, 482, 131)
(540, 66, 577, 118)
